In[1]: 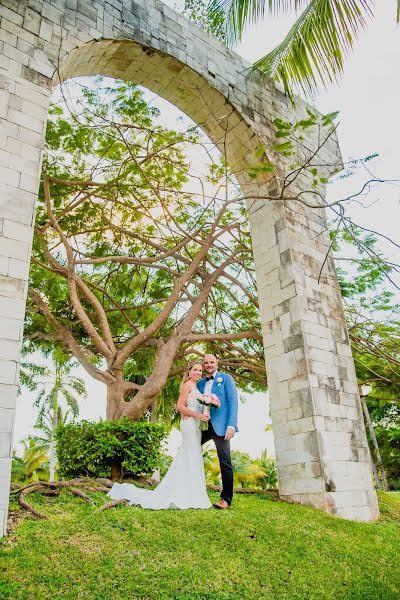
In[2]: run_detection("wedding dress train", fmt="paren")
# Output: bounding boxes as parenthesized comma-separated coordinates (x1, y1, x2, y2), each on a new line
(107, 388, 211, 510)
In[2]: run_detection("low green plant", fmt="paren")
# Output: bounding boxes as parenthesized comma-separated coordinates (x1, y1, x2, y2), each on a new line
(56, 418, 168, 480)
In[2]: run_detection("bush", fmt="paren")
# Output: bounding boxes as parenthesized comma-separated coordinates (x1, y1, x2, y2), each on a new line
(56, 418, 168, 479)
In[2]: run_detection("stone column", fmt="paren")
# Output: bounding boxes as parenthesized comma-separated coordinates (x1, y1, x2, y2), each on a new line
(247, 188, 379, 521)
(0, 31, 52, 534)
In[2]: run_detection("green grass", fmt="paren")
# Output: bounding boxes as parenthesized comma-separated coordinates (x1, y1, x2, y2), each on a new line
(1, 490, 400, 599)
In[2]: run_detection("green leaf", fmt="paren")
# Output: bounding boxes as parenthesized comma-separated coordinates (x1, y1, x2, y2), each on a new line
(212, 0, 374, 97)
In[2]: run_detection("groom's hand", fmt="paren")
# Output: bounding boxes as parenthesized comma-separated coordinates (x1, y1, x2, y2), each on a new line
(224, 427, 235, 441)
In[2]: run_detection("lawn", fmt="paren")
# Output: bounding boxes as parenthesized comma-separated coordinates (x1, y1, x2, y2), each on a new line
(1, 489, 399, 599)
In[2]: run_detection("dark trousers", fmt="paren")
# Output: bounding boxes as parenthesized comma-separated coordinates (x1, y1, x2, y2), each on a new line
(201, 421, 234, 505)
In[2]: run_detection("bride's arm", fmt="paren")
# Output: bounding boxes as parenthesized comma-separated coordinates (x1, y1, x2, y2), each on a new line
(176, 382, 208, 421)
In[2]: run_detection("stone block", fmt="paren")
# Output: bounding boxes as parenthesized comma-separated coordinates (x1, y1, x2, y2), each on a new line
(0, 431, 12, 456)
(0, 316, 21, 341)
(0, 360, 17, 385)
(0, 163, 19, 187)
(0, 256, 8, 276)
(295, 431, 320, 462)
(329, 490, 368, 510)
(280, 491, 328, 511)
(280, 476, 325, 496)
(3, 219, 33, 244)
(19, 171, 40, 193)
(0, 296, 26, 319)
(7, 107, 45, 134)
(287, 416, 315, 435)
(0, 237, 29, 261)
(8, 258, 29, 280)
(0, 384, 17, 409)
(0, 471, 11, 506)
(0, 6, 24, 26)
(334, 504, 379, 522)
(2, 41, 30, 66)
(0, 339, 21, 362)
(0, 408, 14, 432)
(0, 275, 25, 299)
(0, 509, 7, 537)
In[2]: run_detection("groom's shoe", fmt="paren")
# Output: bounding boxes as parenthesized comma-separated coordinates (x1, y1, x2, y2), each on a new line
(213, 499, 230, 510)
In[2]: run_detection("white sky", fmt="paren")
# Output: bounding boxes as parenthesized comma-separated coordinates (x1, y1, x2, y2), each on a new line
(12, 1, 400, 459)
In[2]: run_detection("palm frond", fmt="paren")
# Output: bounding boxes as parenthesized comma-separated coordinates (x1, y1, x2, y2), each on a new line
(211, 0, 374, 97)
(66, 376, 87, 398)
(62, 389, 80, 417)
(210, 0, 323, 45)
(252, 0, 374, 97)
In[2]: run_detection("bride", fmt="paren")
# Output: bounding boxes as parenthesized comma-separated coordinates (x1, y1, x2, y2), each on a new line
(107, 362, 211, 509)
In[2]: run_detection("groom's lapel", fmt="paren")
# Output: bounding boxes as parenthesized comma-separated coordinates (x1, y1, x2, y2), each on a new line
(211, 371, 219, 394)
(198, 378, 206, 393)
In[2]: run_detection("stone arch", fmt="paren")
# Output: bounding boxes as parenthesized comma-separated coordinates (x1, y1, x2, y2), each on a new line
(0, 0, 379, 536)
(59, 39, 273, 198)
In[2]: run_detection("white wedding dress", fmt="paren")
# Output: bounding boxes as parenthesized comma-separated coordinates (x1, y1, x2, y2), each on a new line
(107, 387, 211, 510)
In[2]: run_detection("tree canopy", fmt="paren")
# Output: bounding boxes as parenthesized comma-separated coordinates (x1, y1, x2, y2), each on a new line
(25, 79, 265, 421)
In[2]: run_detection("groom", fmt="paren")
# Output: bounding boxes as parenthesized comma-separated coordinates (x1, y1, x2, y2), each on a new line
(197, 354, 238, 509)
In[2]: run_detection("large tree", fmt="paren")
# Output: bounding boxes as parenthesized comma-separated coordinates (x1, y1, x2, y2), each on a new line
(26, 80, 264, 422)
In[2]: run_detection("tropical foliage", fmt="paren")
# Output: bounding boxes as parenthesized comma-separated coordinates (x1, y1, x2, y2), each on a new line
(203, 447, 278, 488)
(204, 0, 399, 97)
(332, 227, 400, 489)
(365, 398, 400, 490)
(19, 353, 86, 480)
(13, 437, 50, 482)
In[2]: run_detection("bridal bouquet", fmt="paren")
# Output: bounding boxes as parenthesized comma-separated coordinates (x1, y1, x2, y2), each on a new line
(198, 393, 220, 431)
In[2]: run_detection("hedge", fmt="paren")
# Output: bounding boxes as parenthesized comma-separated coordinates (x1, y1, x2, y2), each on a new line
(56, 418, 168, 479)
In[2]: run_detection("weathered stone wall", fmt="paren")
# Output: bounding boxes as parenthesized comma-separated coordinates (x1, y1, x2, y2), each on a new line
(0, 0, 379, 535)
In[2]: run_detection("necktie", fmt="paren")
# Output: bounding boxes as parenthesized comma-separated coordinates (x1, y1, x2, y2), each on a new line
(206, 376, 214, 381)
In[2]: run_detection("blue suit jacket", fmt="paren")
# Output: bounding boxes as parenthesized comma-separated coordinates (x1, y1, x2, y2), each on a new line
(197, 371, 238, 437)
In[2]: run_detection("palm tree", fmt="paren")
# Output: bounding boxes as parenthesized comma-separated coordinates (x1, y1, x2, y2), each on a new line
(209, 0, 400, 96)
(11, 454, 27, 483)
(254, 449, 278, 489)
(231, 450, 267, 487)
(203, 447, 222, 484)
(203, 447, 268, 487)
(22, 356, 86, 480)
(20, 436, 50, 482)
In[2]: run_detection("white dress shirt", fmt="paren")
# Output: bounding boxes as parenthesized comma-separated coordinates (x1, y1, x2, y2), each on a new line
(204, 373, 234, 431)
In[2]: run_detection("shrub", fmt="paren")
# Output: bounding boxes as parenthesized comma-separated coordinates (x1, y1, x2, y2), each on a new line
(56, 418, 168, 479)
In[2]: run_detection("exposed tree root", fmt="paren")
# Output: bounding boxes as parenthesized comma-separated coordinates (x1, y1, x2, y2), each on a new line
(95, 499, 128, 512)
(14, 479, 112, 519)
(71, 488, 94, 503)
(10, 483, 23, 492)
(85, 486, 111, 493)
(94, 478, 113, 488)
(19, 485, 48, 519)
(13, 479, 275, 520)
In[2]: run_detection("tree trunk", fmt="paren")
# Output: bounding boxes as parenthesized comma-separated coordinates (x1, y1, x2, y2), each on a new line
(368, 446, 382, 491)
(106, 370, 128, 421)
(111, 459, 123, 482)
(106, 370, 134, 481)
(149, 400, 161, 482)
(49, 393, 58, 481)
(361, 394, 389, 491)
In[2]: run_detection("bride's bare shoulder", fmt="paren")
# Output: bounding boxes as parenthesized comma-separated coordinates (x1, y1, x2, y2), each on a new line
(181, 381, 192, 393)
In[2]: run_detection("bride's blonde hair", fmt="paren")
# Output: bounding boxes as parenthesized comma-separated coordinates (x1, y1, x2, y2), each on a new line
(180, 362, 203, 388)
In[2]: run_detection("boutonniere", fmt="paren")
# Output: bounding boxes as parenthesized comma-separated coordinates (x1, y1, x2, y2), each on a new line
(216, 376, 223, 386)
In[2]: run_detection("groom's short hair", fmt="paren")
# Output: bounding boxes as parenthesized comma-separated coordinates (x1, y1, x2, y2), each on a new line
(203, 354, 218, 363)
